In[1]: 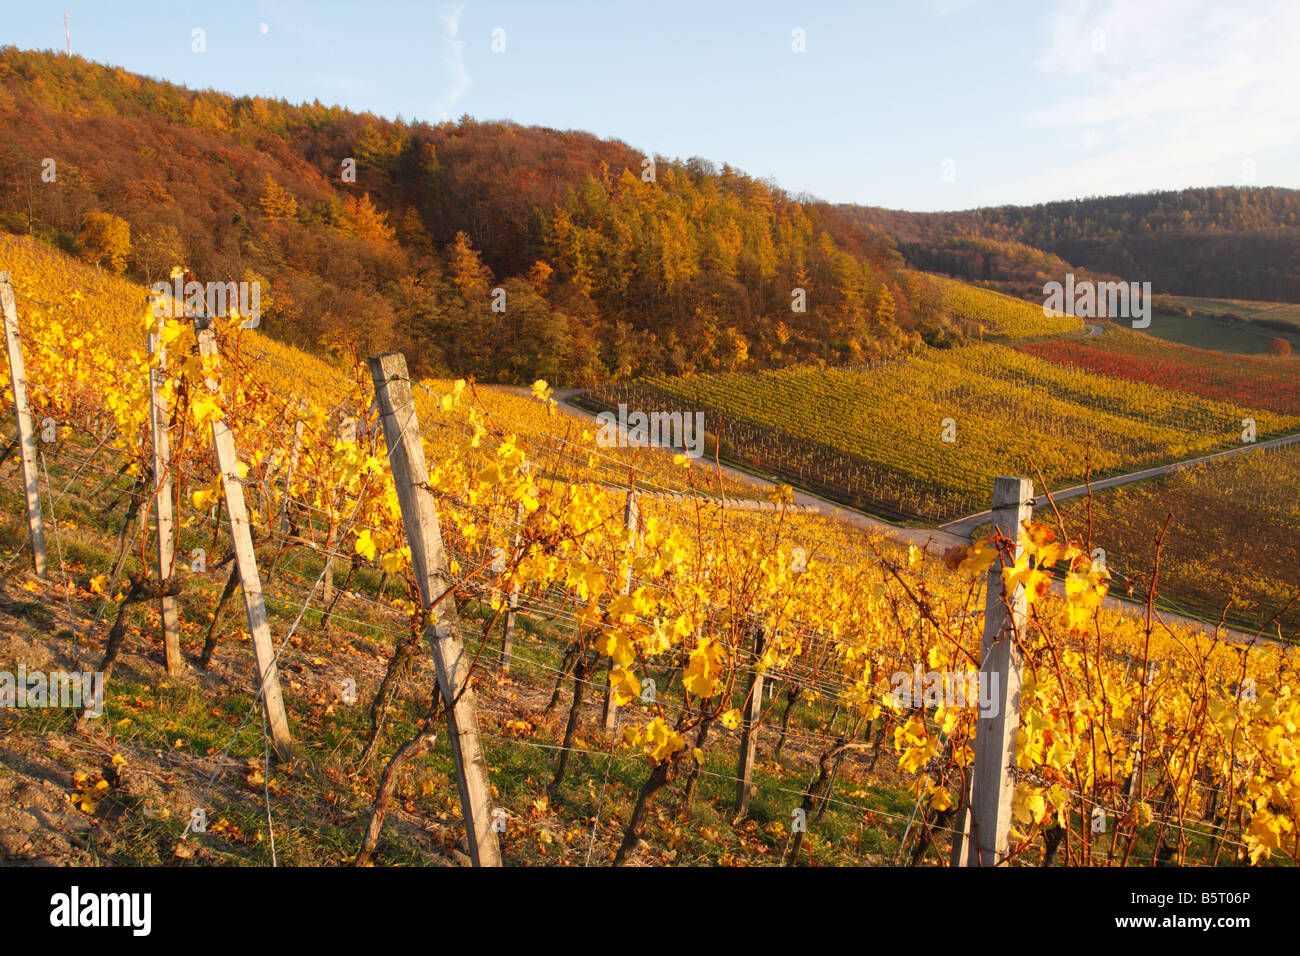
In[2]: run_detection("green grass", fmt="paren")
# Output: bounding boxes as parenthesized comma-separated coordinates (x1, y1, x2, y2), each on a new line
(1141, 311, 1300, 354)
(1166, 296, 1289, 317)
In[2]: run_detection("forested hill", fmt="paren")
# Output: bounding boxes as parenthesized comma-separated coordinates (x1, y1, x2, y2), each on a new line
(844, 187, 1300, 303)
(0, 47, 963, 384)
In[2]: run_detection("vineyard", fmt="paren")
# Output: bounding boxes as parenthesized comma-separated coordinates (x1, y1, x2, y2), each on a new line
(1164, 297, 1291, 317)
(1, 234, 1298, 869)
(934, 275, 1083, 341)
(593, 339, 1300, 523)
(1021, 326, 1300, 412)
(1058, 442, 1300, 640)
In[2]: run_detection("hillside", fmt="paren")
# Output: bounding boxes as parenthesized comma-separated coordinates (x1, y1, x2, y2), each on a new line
(8, 48, 1296, 389)
(0, 47, 975, 384)
(2, 233, 1297, 869)
(4, 24, 1300, 880)
(589, 332, 1300, 525)
(1057, 442, 1300, 636)
(846, 187, 1300, 303)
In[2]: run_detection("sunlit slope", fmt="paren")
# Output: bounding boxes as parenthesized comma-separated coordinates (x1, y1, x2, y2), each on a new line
(3, 232, 1300, 867)
(934, 275, 1083, 340)
(605, 340, 1298, 522)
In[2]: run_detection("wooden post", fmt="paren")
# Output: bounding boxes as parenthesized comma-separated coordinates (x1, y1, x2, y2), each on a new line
(602, 489, 638, 734)
(280, 399, 306, 535)
(369, 352, 502, 867)
(952, 476, 1032, 867)
(194, 318, 293, 760)
(0, 272, 47, 579)
(146, 319, 183, 677)
(321, 525, 337, 607)
(734, 626, 766, 820)
(500, 500, 525, 674)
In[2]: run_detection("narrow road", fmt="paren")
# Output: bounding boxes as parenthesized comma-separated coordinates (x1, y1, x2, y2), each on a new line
(536, 388, 967, 551)
(493, 385, 1280, 645)
(939, 430, 1300, 539)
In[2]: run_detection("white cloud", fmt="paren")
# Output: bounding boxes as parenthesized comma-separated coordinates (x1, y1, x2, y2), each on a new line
(434, 3, 471, 122)
(984, 0, 1300, 203)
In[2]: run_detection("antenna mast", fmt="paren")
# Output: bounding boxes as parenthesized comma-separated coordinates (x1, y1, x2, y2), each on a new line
(64, 13, 71, 55)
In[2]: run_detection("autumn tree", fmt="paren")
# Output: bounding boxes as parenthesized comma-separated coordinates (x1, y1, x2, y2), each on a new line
(78, 211, 130, 273)
(527, 260, 554, 295)
(258, 174, 299, 219)
(449, 231, 493, 300)
(396, 208, 433, 254)
(0, 50, 951, 380)
(132, 223, 185, 284)
(1268, 337, 1292, 357)
(343, 193, 396, 244)
(718, 326, 750, 371)
(190, 95, 231, 131)
(874, 285, 897, 329)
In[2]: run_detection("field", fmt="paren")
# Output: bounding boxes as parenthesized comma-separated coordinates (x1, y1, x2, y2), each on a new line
(2, 234, 1297, 868)
(1137, 311, 1300, 354)
(1157, 295, 1300, 345)
(1252, 303, 1300, 332)
(592, 337, 1300, 523)
(1057, 443, 1300, 639)
(934, 275, 1083, 341)
(1165, 296, 1290, 317)
(1020, 326, 1300, 413)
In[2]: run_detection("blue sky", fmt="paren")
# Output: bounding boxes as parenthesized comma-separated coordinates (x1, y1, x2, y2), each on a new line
(8, 0, 1299, 211)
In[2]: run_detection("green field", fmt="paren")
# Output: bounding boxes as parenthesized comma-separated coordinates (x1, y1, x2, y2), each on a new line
(1167, 296, 1290, 316)
(1139, 311, 1300, 354)
(1252, 303, 1300, 332)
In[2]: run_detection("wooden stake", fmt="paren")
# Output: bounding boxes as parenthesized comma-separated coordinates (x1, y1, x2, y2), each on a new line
(500, 500, 525, 674)
(280, 399, 307, 536)
(734, 626, 767, 820)
(194, 318, 293, 760)
(146, 319, 183, 677)
(0, 272, 47, 579)
(321, 524, 338, 608)
(602, 489, 638, 734)
(368, 351, 502, 867)
(952, 476, 1032, 867)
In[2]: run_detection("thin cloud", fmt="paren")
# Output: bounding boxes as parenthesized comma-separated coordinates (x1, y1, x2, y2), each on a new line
(983, 0, 1300, 203)
(434, 3, 471, 122)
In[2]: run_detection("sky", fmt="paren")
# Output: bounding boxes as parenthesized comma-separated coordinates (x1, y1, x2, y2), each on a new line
(6, 0, 1299, 211)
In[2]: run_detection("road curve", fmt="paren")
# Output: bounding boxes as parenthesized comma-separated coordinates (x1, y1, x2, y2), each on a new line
(501, 386, 968, 552)
(939, 431, 1300, 540)
(489, 386, 1278, 645)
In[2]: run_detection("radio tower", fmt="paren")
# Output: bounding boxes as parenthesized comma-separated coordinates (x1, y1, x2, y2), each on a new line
(64, 13, 71, 55)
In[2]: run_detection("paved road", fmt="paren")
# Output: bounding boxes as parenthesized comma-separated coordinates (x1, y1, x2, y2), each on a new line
(495, 384, 1278, 645)
(535, 387, 968, 552)
(939, 430, 1300, 540)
